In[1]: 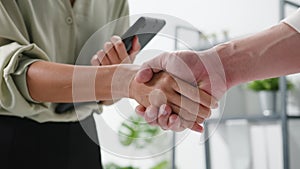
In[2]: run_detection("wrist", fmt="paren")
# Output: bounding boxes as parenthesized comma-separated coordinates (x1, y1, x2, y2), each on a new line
(95, 65, 139, 100)
(111, 64, 140, 99)
(128, 77, 139, 99)
(214, 41, 253, 89)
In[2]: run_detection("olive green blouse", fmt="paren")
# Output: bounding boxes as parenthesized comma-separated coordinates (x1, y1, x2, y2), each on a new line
(0, 0, 129, 122)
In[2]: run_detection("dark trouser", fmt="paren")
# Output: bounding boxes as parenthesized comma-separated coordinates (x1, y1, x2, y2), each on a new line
(0, 115, 103, 169)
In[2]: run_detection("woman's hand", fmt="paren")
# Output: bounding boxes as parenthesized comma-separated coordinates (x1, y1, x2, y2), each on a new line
(91, 35, 140, 66)
(130, 71, 213, 132)
(90, 35, 140, 105)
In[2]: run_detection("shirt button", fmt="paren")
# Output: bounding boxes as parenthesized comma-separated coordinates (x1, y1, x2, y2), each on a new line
(66, 16, 73, 25)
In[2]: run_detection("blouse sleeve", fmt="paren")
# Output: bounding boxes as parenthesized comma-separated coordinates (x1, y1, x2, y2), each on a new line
(0, 1, 50, 117)
(110, 0, 130, 35)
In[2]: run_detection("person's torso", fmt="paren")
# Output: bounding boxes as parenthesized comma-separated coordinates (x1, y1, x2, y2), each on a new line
(17, 0, 118, 64)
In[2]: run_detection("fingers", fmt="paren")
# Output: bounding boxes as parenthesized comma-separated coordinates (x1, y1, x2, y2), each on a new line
(167, 115, 183, 131)
(129, 36, 141, 60)
(139, 104, 204, 133)
(91, 54, 101, 66)
(133, 72, 211, 133)
(157, 104, 172, 129)
(135, 52, 169, 83)
(135, 104, 146, 117)
(162, 78, 211, 120)
(135, 67, 155, 83)
(94, 35, 136, 66)
(144, 105, 159, 126)
(93, 50, 110, 65)
(170, 103, 206, 123)
(104, 42, 120, 64)
(167, 114, 203, 133)
(110, 36, 128, 61)
(172, 76, 218, 109)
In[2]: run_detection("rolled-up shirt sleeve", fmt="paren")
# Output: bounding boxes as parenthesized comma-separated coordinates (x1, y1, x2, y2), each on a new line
(282, 8, 300, 33)
(0, 0, 130, 122)
(0, 1, 50, 117)
(0, 42, 50, 117)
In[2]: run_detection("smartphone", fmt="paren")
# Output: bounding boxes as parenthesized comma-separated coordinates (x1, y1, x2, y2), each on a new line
(122, 17, 166, 52)
(55, 17, 166, 114)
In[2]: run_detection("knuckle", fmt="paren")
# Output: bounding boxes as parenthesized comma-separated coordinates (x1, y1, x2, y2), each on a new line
(115, 41, 124, 48)
(163, 74, 174, 84)
(136, 43, 141, 50)
(111, 35, 121, 41)
(104, 42, 113, 49)
(201, 108, 211, 119)
(196, 117, 205, 124)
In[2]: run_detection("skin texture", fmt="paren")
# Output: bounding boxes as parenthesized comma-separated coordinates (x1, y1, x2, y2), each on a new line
(90, 36, 141, 66)
(135, 23, 300, 132)
(90, 35, 215, 131)
(90, 35, 141, 105)
(91, 36, 216, 131)
(26, 36, 213, 132)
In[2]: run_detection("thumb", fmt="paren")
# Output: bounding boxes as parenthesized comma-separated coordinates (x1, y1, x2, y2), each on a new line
(135, 66, 154, 83)
(134, 52, 168, 83)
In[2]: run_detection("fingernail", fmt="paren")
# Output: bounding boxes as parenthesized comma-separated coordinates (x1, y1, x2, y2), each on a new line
(112, 35, 121, 40)
(158, 105, 167, 117)
(146, 108, 157, 119)
(159, 110, 168, 117)
(169, 116, 177, 125)
(169, 118, 175, 125)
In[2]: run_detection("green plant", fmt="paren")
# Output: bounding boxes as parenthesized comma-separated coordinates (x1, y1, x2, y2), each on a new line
(118, 115, 161, 148)
(104, 160, 170, 169)
(104, 163, 138, 169)
(150, 160, 170, 169)
(105, 116, 171, 169)
(247, 77, 293, 92)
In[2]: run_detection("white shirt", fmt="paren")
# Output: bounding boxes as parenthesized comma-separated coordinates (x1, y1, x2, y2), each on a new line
(283, 9, 300, 33)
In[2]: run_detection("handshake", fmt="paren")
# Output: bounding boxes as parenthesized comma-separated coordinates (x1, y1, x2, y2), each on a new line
(91, 35, 228, 133)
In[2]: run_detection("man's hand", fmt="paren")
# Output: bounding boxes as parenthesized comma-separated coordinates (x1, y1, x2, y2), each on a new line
(135, 49, 228, 132)
(130, 71, 213, 132)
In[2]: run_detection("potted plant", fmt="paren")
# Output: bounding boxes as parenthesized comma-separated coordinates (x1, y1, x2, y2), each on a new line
(247, 77, 293, 116)
(104, 115, 172, 169)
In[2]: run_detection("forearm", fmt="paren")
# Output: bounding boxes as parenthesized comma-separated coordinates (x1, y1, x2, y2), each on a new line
(218, 23, 300, 88)
(27, 61, 139, 103)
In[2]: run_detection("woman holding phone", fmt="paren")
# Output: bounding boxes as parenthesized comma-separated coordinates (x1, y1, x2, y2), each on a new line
(0, 0, 214, 168)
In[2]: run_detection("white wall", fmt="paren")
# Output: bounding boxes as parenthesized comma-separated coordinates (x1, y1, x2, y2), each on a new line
(128, 0, 279, 38)
(97, 1, 300, 169)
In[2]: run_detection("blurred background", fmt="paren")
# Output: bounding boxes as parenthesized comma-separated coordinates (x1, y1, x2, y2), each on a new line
(94, 0, 300, 169)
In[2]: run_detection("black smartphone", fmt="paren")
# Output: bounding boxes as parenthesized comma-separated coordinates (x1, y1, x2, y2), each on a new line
(55, 17, 166, 114)
(122, 17, 166, 52)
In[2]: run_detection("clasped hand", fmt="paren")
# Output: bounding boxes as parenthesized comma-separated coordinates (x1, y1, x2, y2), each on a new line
(91, 36, 221, 132)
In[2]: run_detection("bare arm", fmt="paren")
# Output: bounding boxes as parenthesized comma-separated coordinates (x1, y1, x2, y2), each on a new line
(134, 22, 300, 131)
(27, 61, 137, 103)
(26, 60, 209, 132)
(219, 23, 300, 88)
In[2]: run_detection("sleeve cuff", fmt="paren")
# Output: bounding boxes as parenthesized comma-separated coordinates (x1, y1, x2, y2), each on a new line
(282, 9, 300, 33)
(12, 56, 42, 103)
